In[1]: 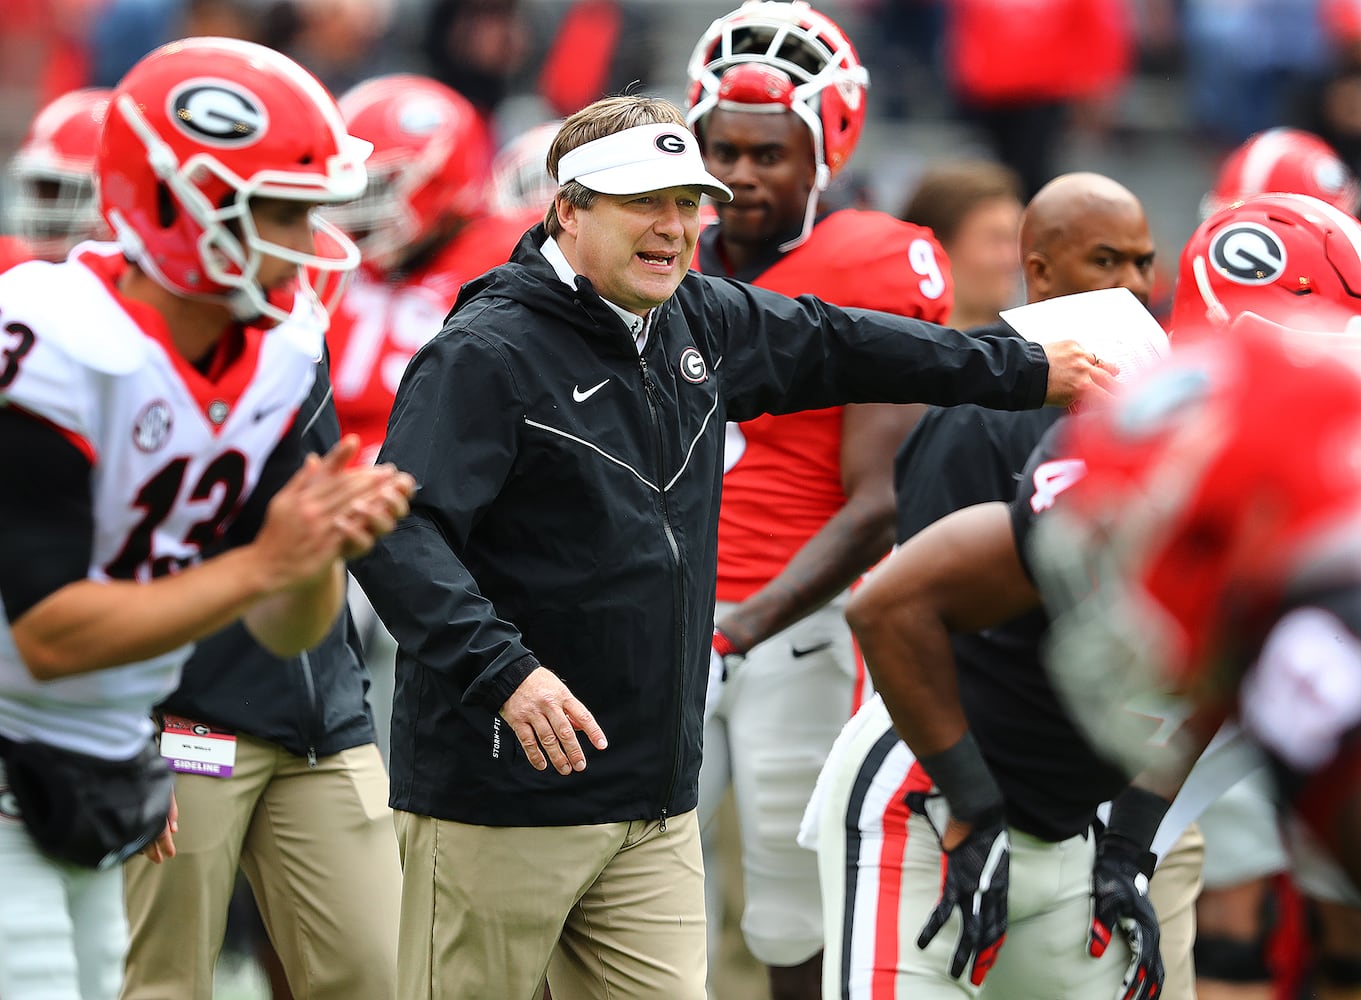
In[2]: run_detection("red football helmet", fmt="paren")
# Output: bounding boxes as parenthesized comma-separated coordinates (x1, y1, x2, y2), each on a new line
(488, 120, 561, 216)
(331, 74, 492, 273)
(1031, 319, 1361, 774)
(1203, 128, 1360, 218)
(6, 88, 112, 262)
(1171, 193, 1361, 340)
(97, 37, 368, 327)
(685, 1, 868, 190)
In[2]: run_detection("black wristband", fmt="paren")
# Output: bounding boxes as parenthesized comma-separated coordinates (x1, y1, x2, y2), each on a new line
(917, 731, 1006, 823)
(1106, 786, 1172, 855)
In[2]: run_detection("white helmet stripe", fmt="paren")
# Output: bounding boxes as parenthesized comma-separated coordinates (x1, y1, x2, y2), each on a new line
(1237, 128, 1292, 199)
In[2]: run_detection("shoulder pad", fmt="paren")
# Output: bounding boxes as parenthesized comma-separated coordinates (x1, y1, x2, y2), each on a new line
(0, 254, 147, 376)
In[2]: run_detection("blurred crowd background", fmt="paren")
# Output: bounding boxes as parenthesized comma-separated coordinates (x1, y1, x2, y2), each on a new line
(8, 0, 1361, 290)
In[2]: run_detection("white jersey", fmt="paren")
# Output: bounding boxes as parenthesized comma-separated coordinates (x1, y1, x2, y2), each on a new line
(0, 244, 322, 758)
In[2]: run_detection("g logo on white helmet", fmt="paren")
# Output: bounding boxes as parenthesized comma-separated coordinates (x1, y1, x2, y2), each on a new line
(1209, 222, 1287, 286)
(679, 346, 708, 383)
(168, 80, 268, 147)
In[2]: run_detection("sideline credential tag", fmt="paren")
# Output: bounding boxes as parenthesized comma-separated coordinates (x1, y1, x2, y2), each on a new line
(160, 714, 237, 777)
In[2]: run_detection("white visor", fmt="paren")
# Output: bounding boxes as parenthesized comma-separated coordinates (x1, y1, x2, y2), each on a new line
(556, 122, 732, 202)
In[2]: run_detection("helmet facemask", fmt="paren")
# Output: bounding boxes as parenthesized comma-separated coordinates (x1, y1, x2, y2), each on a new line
(686, 1, 868, 251)
(6, 162, 103, 262)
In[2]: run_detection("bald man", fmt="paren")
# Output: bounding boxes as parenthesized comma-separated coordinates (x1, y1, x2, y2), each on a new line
(806, 173, 1204, 1000)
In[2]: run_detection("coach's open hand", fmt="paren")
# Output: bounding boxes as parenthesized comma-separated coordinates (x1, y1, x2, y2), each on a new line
(501, 667, 609, 775)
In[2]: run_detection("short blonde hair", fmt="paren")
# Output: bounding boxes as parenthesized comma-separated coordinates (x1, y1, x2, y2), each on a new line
(544, 95, 690, 238)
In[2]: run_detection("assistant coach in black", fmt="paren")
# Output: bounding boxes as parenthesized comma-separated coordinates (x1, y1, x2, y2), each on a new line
(351, 93, 1111, 1000)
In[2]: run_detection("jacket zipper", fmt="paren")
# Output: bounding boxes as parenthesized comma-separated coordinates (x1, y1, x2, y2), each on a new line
(639, 351, 685, 833)
(298, 651, 320, 767)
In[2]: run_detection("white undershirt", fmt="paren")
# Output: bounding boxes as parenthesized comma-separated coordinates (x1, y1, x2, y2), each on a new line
(541, 236, 650, 353)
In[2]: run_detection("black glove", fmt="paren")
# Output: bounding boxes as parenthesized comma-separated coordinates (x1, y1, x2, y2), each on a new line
(916, 808, 1010, 986)
(1089, 832, 1163, 1000)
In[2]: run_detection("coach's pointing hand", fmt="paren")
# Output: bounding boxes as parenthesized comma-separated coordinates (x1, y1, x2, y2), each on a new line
(1042, 339, 1120, 407)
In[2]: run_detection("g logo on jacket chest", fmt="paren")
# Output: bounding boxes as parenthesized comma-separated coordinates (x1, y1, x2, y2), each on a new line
(679, 346, 708, 384)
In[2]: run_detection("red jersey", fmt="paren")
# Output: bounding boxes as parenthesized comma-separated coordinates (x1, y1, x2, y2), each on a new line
(0, 236, 33, 273)
(696, 209, 953, 601)
(327, 213, 528, 464)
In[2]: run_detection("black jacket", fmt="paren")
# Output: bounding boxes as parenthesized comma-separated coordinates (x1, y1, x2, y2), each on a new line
(353, 225, 1050, 827)
(160, 356, 376, 761)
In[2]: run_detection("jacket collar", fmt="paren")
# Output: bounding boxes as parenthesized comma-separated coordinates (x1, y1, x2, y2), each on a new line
(452, 224, 666, 356)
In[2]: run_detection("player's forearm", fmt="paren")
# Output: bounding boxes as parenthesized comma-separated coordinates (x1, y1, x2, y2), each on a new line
(847, 591, 970, 756)
(10, 546, 280, 680)
(242, 560, 347, 656)
(719, 500, 895, 652)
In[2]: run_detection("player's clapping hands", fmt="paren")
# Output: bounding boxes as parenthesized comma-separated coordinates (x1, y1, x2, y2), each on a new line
(252, 435, 416, 589)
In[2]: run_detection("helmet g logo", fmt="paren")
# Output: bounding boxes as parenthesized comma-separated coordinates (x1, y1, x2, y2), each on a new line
(680, 346, 708, 383)
(397, 97, 447, 136)
(1210, 222, 1287, 285)
(168, 81, 267, 147)
(655, 133, 688, 155)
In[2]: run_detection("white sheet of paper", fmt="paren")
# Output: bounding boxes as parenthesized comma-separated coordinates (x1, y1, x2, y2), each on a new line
(1001, 286, 1171, 383)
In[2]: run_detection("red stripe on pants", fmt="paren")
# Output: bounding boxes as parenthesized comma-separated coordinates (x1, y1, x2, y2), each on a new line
(871, 761, 934, 999)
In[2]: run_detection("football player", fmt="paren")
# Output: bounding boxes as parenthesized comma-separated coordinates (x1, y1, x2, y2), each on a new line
(0, 37, 412, 1000)
(684, 4, 953, 996)
(812, 192, 1361, 1000)
(321, 73, 530, 771)
(489, 119, 563, 219)
(1031, 310, 1361, 894)
(3, 87, 111, 262)
(325, 72, 527, 467)
(1192, 125, 1361, 1000)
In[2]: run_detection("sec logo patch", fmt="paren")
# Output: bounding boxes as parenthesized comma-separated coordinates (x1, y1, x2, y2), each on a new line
(133, 399, 174, 452)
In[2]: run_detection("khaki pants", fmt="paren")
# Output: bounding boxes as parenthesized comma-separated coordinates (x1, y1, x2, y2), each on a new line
(121, 737, 400, 1000)
(394, 807, 707, 1000)
(1150, 823, 1205, 1000)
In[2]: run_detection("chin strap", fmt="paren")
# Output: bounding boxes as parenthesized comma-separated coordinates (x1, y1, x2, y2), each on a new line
(777, 166, 830, 253)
